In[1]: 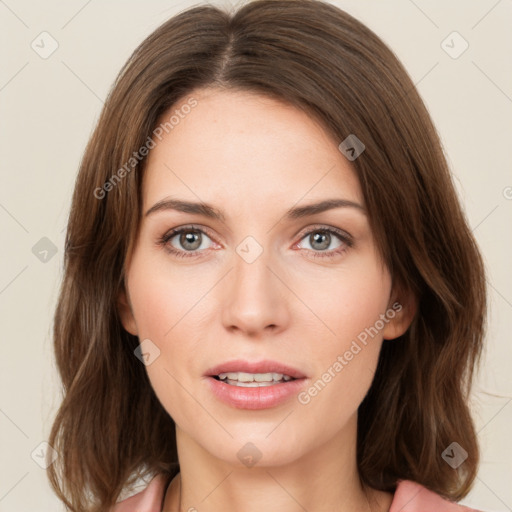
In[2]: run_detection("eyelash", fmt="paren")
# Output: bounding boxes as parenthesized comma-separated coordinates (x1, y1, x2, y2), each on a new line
(157, 224, 353, 260)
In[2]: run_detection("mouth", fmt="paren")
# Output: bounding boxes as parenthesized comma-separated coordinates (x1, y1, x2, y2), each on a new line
(205, 359, 307, 383)
(211, 371, 297, 387)
(204, 359, 308, 409)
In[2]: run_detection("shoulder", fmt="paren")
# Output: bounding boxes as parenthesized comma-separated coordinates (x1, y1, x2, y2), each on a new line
(110, 474, 488, 512)
(390, 479, 486, 512)
(110, 473, 168, 512)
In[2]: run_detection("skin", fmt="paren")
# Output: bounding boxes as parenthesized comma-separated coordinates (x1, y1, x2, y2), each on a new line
(118, 88, 416, 512)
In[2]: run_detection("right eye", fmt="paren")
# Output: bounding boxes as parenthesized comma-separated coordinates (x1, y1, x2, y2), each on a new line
(158, 225, 218, 258)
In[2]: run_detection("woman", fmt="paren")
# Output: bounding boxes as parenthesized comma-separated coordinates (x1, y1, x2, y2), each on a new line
(47, 1, 487, 511)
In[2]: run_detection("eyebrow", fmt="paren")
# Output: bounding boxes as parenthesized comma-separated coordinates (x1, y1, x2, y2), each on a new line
(145, 197, 366, 221)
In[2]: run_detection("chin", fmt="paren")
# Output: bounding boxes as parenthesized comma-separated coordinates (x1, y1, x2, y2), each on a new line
(200, 433, 311, 470)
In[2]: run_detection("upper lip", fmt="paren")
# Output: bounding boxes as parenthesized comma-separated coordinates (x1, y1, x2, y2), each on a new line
(205, 359, 307, 379)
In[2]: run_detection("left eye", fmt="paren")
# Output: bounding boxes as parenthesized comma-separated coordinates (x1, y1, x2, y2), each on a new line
(295, 227, 351, 258)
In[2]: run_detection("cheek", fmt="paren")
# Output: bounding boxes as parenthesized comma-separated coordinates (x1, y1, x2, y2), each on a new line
(127, 251, 203, 339)
(294, 249, 391, 347)
(125, 252, 212, 421)
(293, 254, 391, 415)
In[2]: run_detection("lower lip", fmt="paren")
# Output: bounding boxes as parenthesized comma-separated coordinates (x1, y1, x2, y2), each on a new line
(206, 376, 307, 410)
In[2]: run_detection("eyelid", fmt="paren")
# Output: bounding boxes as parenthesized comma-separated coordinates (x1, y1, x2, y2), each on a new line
(161, 223, 218, 242)
(293, 224, 353, 246)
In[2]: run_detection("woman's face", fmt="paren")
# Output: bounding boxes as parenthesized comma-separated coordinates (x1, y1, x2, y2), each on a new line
(119, 88, 412, 468)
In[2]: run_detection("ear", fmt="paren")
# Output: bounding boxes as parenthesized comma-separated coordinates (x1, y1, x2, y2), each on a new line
(382, 280, 418, 341)
(117, 285, 138, 336)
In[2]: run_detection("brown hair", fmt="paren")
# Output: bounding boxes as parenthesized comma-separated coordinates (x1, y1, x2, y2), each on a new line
(47, 1, 487, 510)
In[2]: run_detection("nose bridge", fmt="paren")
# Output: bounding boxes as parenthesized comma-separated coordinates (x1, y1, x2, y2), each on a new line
(233, 239, 271, 294)
(221, 234, 289, 335)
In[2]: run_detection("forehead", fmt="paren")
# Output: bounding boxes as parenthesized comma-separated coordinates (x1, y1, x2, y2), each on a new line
(142, 88, 363, 212)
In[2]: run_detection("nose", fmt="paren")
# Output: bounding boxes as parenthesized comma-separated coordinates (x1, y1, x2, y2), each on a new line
(221, 246, 290, 337)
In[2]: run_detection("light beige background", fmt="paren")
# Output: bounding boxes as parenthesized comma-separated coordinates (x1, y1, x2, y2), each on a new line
(1, 0, 511, 510)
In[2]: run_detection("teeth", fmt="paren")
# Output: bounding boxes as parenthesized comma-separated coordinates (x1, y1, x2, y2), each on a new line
(224, 380, 279, 387)
(217, 371, 294, 383)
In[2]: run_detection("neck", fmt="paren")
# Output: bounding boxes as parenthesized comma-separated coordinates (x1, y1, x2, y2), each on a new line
(162, 415, 392, 512)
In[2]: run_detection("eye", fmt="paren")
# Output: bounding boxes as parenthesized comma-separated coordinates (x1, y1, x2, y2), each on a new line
(295, 225, 353, 259)
(157, 224, 353, 260)
(158, 225, 217, 258)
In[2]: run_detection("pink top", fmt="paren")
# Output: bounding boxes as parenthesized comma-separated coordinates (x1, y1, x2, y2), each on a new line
(110, 473, 485, 512)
